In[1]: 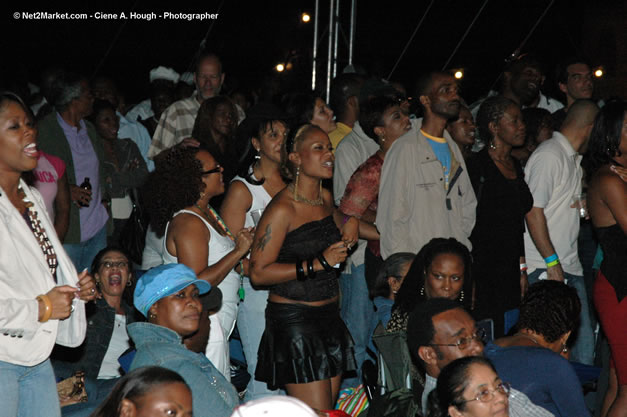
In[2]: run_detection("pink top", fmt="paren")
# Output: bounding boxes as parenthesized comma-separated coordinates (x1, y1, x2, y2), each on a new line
(33, 151, 66, 221)
(339, 152, 383, 256)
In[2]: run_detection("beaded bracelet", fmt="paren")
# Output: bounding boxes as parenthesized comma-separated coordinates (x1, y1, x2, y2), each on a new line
(36, 294, 52, 323)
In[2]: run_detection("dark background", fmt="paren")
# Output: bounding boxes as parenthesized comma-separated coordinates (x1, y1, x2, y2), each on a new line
(4, 0, 624, 106)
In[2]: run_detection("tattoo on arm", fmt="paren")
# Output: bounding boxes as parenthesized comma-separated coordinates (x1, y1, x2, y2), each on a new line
(255, 224, 272, 251)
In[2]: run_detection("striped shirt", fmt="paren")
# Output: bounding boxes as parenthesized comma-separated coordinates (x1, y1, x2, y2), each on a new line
(147, 95, 201, 159)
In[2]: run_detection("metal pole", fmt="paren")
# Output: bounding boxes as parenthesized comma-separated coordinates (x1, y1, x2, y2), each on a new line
(326, 0, 335, 101)
(348, 0, 356, 66)
(333, 0, 340, 78)
(312, 0, 320, 91)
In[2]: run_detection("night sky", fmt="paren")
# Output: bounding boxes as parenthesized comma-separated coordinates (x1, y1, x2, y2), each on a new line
(5, 0, 609, 105)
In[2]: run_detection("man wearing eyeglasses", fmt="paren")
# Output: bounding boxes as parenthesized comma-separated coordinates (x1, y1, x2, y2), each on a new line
(406, 298, 553, 416)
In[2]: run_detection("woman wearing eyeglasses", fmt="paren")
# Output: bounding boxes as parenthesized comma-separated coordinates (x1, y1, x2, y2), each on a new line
(484, 281, 590, 416)
(52, 246, 139, 413)
(426, 356, 510, 417)
(143, 147, 254, 379)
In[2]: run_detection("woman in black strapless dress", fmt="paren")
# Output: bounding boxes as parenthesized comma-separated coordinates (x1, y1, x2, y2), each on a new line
(250, 124, 377, 410)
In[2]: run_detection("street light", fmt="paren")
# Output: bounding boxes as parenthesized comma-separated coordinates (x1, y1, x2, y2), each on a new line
(301, 12, 311, 23)
(594, 68, 603, 78)
(454, 70, 464, 79)
(276, 63, 285, 72)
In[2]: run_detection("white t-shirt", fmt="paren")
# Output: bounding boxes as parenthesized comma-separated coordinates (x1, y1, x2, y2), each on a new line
(523, 132, 583, 275)
(97, 314, 131, 379)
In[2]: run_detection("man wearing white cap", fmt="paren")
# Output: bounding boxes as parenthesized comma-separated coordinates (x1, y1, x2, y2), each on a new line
(125, 66, 180, 123)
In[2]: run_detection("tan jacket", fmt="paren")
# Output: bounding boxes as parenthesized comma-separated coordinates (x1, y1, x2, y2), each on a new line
(377, 121, 476, 258)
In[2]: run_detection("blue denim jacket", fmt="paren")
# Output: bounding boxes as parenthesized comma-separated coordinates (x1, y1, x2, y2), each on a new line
(52, 297, 139, 380)
(128, 322, 239, 417)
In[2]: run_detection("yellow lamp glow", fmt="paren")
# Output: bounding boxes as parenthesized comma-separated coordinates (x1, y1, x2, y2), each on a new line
(302, 13, 311, 23)
(594, 68, 603, 78)
(276, 64, 285, 72)
(454, 70, 464, 79)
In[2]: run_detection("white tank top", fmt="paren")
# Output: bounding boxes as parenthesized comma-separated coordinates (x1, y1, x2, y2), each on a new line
(161, 209, 239, 285)
(231, 175, 272, 228)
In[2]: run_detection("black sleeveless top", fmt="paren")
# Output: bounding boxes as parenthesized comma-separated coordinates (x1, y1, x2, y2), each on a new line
(595, 224, 627, 302)
(272, 215, 341, 302)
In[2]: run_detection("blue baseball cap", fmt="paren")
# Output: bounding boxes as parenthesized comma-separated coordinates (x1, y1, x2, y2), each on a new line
(134, 263, 212, 317)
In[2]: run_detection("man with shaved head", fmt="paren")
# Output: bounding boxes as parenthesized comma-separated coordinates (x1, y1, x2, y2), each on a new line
(524, 99, 599, 365)
(377, 71, 476, 258)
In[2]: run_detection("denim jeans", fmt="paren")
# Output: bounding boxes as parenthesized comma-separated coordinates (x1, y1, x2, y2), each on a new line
(237, 277, 281, 400)
(528, 269, 595, 365)
(0, 358, 61, 417)
(339, 262, 375, 388)
(63, 225, 107, 273)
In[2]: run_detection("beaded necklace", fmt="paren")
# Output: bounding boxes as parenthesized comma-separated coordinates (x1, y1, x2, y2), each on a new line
(194, 203, 246, 301)
(19, 186, 58, 281)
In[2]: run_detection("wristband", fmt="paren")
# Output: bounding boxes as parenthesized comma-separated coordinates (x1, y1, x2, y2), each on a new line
(316, 253, 334, 272)
(296, 260, 306, 281)
(546, 259, 560, 268)
(307, 258, 315, 277)
(342, 214, 352, 225)
(37, 294, 53, 323)
(544, 253, 559, 264)
(520, 263, 528, 272)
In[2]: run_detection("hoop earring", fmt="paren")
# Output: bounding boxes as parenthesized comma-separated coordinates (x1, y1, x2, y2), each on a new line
(127, 279, 133, 287)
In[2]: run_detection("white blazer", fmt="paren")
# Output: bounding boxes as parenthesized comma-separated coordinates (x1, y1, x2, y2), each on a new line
(0, 179, 86, 366)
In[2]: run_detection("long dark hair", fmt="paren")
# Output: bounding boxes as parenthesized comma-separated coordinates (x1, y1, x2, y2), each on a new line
(585, 99, 626, 180)
(234, 103, 288, 186)
(426, 357, 498, 417)
(393, 238, 472, 315)
(89, 366, 189, 417)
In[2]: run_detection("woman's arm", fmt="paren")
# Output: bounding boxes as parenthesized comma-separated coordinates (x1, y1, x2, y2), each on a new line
(170, 214, 251, 286)
(220, 180, 252, 234)
(249, 201, 348, 286)
(53, 170, 71, 241)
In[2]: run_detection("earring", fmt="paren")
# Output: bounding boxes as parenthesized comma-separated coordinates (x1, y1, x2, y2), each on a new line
(561, 343, 568, 353)
(127, 279, 133, 287)
(420, 286, 425, 296)
(294, 166, 300, 200)
(149, 312, 156, 320)
(254, 148, 261, 160)
(489, 140, 497, 150)
(458, 290, 465, 303)
(381, 135, 386, 143)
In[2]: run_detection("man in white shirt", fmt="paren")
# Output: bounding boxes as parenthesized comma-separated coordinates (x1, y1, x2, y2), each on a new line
(524, 99, 599, 365)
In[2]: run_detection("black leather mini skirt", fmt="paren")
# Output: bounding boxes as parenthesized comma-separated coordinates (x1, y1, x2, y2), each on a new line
(255, 301, 356, 389)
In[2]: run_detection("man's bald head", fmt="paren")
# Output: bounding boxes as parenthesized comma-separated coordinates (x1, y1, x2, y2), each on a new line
(563, 99, 599, 130)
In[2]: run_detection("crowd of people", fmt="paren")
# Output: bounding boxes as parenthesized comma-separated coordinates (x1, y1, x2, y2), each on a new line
(1, 48, 625, 417)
